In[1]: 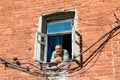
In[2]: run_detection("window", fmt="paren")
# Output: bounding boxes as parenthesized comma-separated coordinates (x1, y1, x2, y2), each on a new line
(34, 11, 80, 62)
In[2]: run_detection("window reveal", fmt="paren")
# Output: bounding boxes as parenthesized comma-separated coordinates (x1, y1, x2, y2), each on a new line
(34, 11, 80, 62)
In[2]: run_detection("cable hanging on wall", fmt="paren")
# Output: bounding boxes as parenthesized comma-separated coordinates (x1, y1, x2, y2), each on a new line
(0, 24, 119, 77)
(0, 7, 120, 79)
(0, 56, 77, 77)
(74, 25, 120, 59)
(74, 6, 120, 26)
(71, 25, 120, 74)
(79, 7, 120, 21)
(74, 18, 115, 26)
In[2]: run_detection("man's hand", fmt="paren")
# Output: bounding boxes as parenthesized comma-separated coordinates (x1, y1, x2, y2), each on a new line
(51, 56, 62, 63)
(56, 56, 62, 62)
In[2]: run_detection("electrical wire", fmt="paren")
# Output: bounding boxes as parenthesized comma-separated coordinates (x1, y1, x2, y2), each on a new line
(0, 7, 120, 77)
(70, 29, 117, 74)
(74, 6, 120, 26)
(0, 56, 72, 77)
(80, 6, 120, 21)
(0, 24, 120, 77)
(75, 18, 115, 26)
(56, 24, 120, 77)
(74, 24, 120, 59)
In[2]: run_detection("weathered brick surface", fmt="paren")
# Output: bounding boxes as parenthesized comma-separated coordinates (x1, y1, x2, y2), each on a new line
(0, 0, 120, 80)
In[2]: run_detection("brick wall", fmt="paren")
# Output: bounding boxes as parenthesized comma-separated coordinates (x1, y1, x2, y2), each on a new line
(0, 0, 120, 80)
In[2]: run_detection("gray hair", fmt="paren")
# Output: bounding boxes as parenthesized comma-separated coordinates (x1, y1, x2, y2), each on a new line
(55, 44, 62, 48)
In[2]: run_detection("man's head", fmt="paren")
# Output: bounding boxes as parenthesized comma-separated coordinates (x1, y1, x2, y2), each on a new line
(55, 45, 63, 55)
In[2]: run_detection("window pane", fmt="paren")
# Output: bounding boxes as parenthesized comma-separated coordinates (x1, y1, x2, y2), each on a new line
(34, 32, 47, 62)
(47, 20, 72, 34)
(40, 44, 45, 61)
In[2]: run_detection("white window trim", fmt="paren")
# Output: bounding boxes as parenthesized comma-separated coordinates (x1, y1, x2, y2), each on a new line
(34, 10, 80, 62)
(34, 31, 48, 62)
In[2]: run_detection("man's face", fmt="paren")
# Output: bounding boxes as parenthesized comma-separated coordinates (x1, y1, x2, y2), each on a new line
(55, 46, 62, 55)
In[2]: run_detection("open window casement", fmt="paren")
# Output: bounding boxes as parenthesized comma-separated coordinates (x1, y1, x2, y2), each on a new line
(34, 20, 80, 62)
(72, 24, 80, 60)
(34, 31, 48, 62)
(34, 11, 81, 62)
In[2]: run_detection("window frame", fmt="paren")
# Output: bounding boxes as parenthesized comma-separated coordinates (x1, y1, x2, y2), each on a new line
(34, 31, 48, 62)
(34, 11, 79, 62)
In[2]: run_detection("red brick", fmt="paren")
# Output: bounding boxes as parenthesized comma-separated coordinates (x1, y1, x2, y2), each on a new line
(0, 0, 120, 80)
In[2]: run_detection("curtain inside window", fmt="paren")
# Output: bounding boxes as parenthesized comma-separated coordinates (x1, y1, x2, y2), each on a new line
(47, 35, 63, 62)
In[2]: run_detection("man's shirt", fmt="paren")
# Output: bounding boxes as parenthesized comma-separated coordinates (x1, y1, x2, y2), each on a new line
(50, 49, 70, 62)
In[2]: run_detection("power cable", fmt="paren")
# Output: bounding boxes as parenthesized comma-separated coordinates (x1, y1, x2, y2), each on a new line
(74, 7, 120, 26)
(0, 23, 120, 77)
(75, 18, 115, 26)
(77, 6, 120, 21)
(74, 24, 120, 58)
(0, 7, 120, 77)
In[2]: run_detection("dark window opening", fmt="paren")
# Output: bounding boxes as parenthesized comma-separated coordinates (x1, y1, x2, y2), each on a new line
(35, 11, 75, 62)
(47, 34, 71, 62)
(62, 34, 72, 59)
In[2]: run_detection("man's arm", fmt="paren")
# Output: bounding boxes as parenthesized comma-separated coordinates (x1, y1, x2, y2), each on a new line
(50, 51, 62, 63)
(51, 56, 62, 63)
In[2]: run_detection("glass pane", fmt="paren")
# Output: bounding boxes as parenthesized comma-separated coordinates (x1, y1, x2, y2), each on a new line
(47, 20, 72, 34)
(35, 32, 47, 62)
(40, 44, 45, 61)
